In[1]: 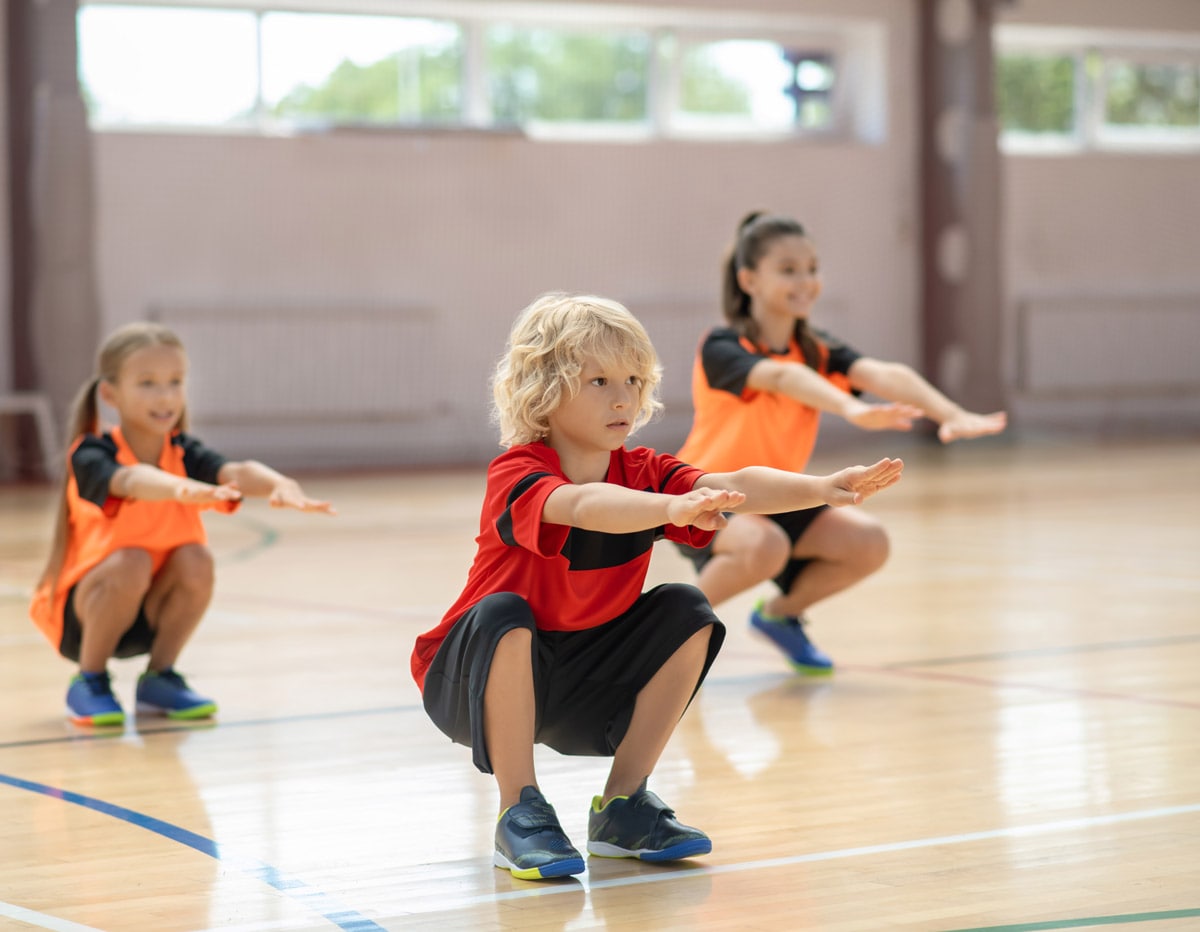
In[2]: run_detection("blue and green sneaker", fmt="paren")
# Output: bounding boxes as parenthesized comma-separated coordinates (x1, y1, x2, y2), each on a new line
(66, 670, 125, 727)
(749, 599, 834, 675)
(587, 779, 711, 862)
(135, 669, 217, 720)
(494, 785, 585, 880)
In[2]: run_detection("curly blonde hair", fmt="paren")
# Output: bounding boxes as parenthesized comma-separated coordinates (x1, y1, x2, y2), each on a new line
(492, 293, 663, 448)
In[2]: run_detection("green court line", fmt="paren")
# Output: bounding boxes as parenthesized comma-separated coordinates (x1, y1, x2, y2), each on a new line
(941, 907, 1200, 931)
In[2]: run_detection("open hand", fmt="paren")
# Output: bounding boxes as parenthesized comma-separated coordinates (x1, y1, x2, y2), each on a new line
(823, 457, 904, 507)
(666, 487, 746, 531)
(845, 401, 925, 432)
(938, 410, 1007, 443)
(268, 479, 336, 514)
(175, 480, 242, 505)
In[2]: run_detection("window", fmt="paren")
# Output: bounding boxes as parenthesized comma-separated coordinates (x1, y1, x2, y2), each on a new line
(78, 5, 258, 126)
(261, 13, 464, 126)
(484, 25, 651, 129)
(996, 26, 1200, 151)
(670, 40, 837, 136)
(77, 1, 864, 143)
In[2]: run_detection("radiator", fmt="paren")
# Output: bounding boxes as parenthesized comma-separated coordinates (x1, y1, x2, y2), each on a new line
(147, 305, 441, 424)
(1016, 294, 1200, 398)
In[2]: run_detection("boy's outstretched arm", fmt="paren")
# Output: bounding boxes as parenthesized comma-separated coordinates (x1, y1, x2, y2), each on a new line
(696, 458, 904, 515)
(848, 358, 1007, 442)
(542, 482, 745, 534)
(217, 460, 336, 514)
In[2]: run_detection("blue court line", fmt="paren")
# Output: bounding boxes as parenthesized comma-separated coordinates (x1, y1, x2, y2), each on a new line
(0, 772, 385, 932)
(940, 908, 1200, 930)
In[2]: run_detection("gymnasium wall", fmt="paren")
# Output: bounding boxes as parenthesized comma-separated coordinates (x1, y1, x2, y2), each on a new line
(88, 0, 918, 469)
(996, 0, 1200, 432)
(6, 0, 1200, 474)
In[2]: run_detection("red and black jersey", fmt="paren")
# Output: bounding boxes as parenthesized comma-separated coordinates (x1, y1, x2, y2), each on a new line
(676, 326, 861, 475)
(29, 426, 238, 648)
(410, 441, 713, 691)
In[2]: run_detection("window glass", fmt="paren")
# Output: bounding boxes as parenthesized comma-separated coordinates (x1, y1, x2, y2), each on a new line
(1104, 59, 1200, 128)
(485, 26, 651, 124)
(78, 5, 258, 125)
(673, 40, 835, 133)
(995, 52, 1077, 134)
(262, 13, 463, 125)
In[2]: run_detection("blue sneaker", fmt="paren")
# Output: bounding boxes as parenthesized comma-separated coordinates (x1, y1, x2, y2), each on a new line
(66, 671, 125, 726)
(136, 669, 217, 720)
(587, 780, 711, 862)
(494, 785, 585, 880)
(749, 599, 834, 675)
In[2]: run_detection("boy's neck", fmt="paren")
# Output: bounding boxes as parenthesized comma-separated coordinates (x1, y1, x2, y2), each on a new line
(545, 440, 611, 485)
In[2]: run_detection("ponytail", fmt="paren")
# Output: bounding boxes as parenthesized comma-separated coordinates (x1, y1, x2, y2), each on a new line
(36, 377, 101, 589)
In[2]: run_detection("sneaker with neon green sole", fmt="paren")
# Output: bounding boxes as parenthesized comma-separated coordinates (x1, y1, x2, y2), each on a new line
(749, 599, 833, 675)
(493, 785, 585, 880)
(587, 779, 711, 862)
(66, 671, 125, 726)
(136, 669, 217, 720)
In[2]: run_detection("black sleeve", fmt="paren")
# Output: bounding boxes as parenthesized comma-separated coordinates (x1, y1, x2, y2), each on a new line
(174, 433, 229, 485)
(813, 327, 862, 377)
(699, 328, 765, 397)
(71, 435, 122, 508)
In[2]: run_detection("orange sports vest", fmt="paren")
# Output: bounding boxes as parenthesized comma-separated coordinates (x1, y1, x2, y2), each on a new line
(29, 427, 238, 649)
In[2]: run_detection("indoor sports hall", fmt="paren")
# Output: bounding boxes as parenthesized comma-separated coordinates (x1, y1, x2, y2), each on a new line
(1, 1, 1197, 930)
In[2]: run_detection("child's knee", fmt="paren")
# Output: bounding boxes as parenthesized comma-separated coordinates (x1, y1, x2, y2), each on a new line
(857, 524, 890, 572)
(102, 548, 155, 592)
(164, 544, 215, 592)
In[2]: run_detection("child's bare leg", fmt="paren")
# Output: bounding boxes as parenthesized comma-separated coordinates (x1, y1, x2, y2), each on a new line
(767, 508, 889, 618)
(142, 544, 214, 671)
(482, 626, 537, 812)
(73, 548, 153, 672)
(695, 515, 789, 608)
(602, 625, 713, 802)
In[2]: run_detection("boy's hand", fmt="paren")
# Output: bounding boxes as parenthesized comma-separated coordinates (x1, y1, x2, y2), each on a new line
(823, 458, 904, 507)
(268, 479, 336, 514)
(844, 400, 924, 432)
(667, 487, 746, 530)
(174, 479, 242, 505)
(938, 410, 1007, 443)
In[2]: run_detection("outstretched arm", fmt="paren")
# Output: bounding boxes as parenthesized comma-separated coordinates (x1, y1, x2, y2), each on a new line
(747, 359, 924, 432)
(848, 358, 1007, 443)
(696, 457, 904, 514)
(542, 482, 746, 534)
(110, 463, 242, 505)
(217, 460, 336, 514)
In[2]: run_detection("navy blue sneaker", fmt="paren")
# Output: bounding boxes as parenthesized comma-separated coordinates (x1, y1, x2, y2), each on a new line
(749, 599, 833, 675)
(136, 669, 217, 720)
(587, 780, 711, 862)
(66, 671, 125, 726)
(494, 786, 585, 880)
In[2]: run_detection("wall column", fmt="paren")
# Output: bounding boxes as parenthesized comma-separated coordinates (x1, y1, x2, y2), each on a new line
(918, 0, 1007, 415)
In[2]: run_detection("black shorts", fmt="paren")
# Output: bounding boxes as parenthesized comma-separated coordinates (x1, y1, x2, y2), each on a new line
(422, 583, 725, 774)
(58, 584, 155, 663)
(675, 505, 830, 596)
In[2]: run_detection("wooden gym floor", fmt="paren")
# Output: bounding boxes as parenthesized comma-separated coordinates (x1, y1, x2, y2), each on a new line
(0, 430, 1197, 931)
